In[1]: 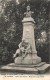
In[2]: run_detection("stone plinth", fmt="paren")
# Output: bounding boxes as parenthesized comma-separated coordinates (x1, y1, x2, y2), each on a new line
(22, 17, 37, 54)
(14, 17, 41, 65)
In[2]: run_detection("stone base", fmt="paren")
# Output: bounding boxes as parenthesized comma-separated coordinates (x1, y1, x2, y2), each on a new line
(0, 62, 50, 74)
(14, 54, 41, 65)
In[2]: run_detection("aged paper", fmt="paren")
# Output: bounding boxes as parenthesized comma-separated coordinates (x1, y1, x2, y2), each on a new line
(0, 0, 50, 80)
(0, 74, 50, 80)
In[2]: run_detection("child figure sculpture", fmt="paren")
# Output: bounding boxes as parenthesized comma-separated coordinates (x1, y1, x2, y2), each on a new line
(14, 40, 32, 64)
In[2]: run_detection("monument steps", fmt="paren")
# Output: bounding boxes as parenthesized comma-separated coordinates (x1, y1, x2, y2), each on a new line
(36, 64, 50, 74)
(0, 65, 39, 74)
(7, 62, 46, 67)
(0, 63, 50, 74)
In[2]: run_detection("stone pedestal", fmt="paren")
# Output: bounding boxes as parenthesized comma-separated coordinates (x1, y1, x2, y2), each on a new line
(14, 17, 41, 65)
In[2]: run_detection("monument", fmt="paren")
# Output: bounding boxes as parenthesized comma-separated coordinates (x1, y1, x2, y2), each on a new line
(14, 5, 41, 65)
(1, 5, 50, 74)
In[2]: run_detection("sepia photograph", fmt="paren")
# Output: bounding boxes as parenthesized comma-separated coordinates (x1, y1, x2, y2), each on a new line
(0, 0, 50, 77)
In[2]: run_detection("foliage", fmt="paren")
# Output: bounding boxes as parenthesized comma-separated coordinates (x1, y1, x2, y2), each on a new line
(0, 0, 49, 64)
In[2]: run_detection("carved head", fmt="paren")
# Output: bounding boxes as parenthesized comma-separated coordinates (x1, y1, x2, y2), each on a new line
(27, 5, 30, 11)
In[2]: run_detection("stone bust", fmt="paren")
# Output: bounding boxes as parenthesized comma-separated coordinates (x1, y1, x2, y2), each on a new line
(24, 5, 34, 17)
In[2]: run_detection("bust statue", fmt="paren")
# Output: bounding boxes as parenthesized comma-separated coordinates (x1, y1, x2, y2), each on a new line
(24, 5, 34, 17)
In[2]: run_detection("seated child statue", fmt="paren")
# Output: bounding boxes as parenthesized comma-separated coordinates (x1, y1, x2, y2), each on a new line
(19, 40, 32, 59)
(13, 40, 32, 60)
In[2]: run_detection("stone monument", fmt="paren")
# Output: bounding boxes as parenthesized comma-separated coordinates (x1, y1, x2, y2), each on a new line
(14, 5, 41, 65)
(1, 5, 50, 74)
